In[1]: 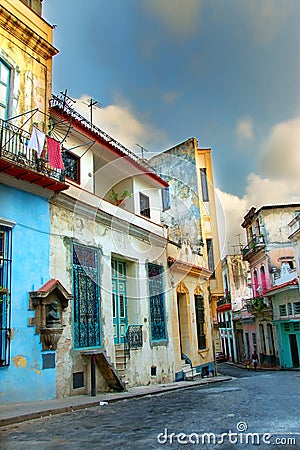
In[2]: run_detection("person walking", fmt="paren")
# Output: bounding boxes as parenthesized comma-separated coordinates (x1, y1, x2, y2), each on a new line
(251, 350, 259, 371)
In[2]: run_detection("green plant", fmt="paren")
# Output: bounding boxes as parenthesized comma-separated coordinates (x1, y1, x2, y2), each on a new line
(110, 189, 130, 205)
(252, 296, 264, 312)
(0, 286, 8, 305)
(0, 286, 8, 297)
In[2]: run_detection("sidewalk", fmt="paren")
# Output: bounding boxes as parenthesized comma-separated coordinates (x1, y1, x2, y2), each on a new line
(0, 375, 231, 427)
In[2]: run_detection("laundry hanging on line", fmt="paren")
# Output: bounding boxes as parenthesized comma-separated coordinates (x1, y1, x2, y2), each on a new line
(46, 136, 65, 170)
(28, 126, 46, 156)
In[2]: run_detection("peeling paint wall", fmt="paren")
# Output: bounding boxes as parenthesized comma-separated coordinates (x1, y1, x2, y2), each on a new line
(0, 0, 56, 127)
(49, 193, 174, 396)
(150, 139, 223, 375)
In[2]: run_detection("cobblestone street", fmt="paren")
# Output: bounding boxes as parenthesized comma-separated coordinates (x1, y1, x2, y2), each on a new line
(1, 365, 299, 450)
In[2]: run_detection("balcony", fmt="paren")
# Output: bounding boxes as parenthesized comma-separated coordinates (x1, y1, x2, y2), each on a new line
(217, 295, 231, 313)
(242, 235, 265, 260)
(0, 119, 68, 192)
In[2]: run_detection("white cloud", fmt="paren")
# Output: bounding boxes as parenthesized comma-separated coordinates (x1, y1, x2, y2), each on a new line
(260, 117, 300, 179)
(236, 118, 254, 142)
(238, 0, 295, 45)
(143, 0, 202, 37)
(74, 95, 168, 152)
(162, 90, 181, 105)
(219, 116, 300, 256)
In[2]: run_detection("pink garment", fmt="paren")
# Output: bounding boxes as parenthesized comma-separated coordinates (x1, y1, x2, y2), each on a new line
(28, 126, 45, 156)
(47, 136, 64, 169)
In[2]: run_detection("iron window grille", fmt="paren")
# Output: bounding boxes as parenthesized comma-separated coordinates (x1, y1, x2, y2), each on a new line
(140, 193, 150, 218)
(62, 150, 80, 183)
(72, 243, 101, 348)
(0, 225, 12, 367)
(147, 263, 166, 341)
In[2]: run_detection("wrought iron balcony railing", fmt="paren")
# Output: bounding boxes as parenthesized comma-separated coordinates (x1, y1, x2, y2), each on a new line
(242, 235, 265, 258)
(0, 118, 67, 192)
(217, 296, 231, 307)
(124, 324, 143, 367)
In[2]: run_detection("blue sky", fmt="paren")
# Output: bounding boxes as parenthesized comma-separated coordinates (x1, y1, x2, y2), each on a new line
(43, 0, 300, 251)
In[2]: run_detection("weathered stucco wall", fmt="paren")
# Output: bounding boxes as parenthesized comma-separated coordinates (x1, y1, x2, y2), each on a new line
(0, 0, 56, 125)
(49, 197, 174, 396)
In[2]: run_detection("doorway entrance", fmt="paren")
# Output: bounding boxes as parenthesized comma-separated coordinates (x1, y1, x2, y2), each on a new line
(289, 334, 299, 367)
(112, 260, 128, 344)
(177, 292, 189, 359)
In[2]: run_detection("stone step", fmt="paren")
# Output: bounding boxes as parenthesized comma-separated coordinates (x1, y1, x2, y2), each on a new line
(183, 368, 198, 380)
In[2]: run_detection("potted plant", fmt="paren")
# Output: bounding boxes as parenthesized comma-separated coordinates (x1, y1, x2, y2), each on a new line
(0, 286, 8, 305)
(110, 189, 130, 206)
(0, 286, 8, 297)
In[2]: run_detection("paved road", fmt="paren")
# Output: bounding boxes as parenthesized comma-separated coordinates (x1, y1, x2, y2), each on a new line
(1, 366, 299, 450)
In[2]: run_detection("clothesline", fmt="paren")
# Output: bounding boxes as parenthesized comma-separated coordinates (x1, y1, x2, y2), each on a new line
(28, 126, 64, 170)
(5, 106, 96, 167)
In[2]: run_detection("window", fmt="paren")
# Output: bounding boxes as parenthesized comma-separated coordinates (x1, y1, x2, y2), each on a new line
(195, 295, 206, 350)
(260, 266, 267, 293)
(140, 193, 150, 218)
(0, 225, 12, 366)
(252, 332, 257, 347)
(279, 304, 287, 317)
(200, 168, 209, 202)
(62, 150, 80, 183)
(259, 323, 266, 353)
(294, 302, 300, 315)
(253, 269, 259, 297)
(206, 239, 215, 273)
(287, 303, 293, 316)
(148, 263, 166, 341)
(72, 244, 101, 348)
(0, 59, 10, 120)
(161, 187, 171, 211)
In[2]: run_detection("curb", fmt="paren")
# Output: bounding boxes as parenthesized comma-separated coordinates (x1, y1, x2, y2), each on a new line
(0, 376, 232, 427)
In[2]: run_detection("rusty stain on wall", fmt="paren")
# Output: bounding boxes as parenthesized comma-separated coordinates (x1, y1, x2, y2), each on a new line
(12, 355, 28, 368)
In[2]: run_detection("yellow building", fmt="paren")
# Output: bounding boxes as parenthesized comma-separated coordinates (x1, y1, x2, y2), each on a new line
(150, 138, 223, 379)
(0, 0, 57, 125)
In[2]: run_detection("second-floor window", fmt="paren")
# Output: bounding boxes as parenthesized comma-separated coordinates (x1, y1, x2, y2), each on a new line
(200, 168, 209, 202)
(62, 150, 80, 183)
(161, 187, 171, 211)
(140, 193, 150, 218)
(0, 59, 10, 120)
(206, 238, 215, 273)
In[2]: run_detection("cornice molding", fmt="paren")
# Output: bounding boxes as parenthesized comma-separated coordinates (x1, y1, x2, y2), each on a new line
(51, 193, 167, 248)
(0, 5, 58, 60)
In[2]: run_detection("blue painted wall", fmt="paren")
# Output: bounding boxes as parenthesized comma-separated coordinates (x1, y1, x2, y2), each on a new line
(0, 184, 56, 403)
(276, 322, 300, 369)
